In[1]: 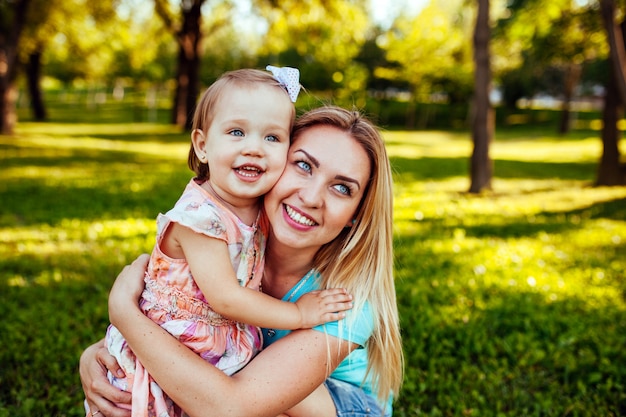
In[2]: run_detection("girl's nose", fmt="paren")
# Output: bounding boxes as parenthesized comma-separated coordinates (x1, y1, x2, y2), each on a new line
(242, 136, 265, 157)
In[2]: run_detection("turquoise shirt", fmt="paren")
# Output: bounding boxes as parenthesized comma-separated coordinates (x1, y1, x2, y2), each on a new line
(261, 270, 392, 415)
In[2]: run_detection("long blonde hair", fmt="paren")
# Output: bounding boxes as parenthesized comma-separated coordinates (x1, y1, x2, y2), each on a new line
(187, 69, 296, 181)
(292, 106, 404, 406)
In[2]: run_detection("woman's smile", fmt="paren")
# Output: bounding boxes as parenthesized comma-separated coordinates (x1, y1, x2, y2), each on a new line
(284, 204, 317, 227)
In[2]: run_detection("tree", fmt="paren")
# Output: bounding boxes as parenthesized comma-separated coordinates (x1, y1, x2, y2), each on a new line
(495, 0, 605, 134)
(469, 0, 494, 193)
(255, 0, 371, 104)
(379, 0, 475, 123)
(598, 0, 626, 185)
(19, 1, 120, 121)
(0, 0, 31, 134)
(154, 0, 206, 129)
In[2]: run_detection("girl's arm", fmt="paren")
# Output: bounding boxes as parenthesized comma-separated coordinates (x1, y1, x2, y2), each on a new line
(171, 223, 352, 329)
(108, 255, 356, 417)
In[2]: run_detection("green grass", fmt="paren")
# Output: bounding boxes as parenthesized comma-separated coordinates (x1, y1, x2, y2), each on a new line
(1, 99, 626, 416)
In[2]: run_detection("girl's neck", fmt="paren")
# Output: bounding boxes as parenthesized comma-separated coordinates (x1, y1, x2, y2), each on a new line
(200, 180, 259, 226)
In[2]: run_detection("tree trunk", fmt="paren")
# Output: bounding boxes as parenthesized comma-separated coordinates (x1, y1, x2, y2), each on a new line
(26, 49, 47, 121)
(469, 0, 493, 193)
(0, 0, 31, 134)
(597, 0, 626, 185)
(597, 64, 625, 185)
(558, 63, 581, 135)
(600, 0, 626, 103)
(171, 0, 203, 130)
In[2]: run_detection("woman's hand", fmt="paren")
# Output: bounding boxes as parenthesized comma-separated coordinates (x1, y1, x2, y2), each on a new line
(79, 340, 131, 417)
(108, 254, 150, 326)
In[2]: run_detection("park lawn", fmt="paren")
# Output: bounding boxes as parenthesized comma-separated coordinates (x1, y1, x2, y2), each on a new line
(1, 103, 626, 416)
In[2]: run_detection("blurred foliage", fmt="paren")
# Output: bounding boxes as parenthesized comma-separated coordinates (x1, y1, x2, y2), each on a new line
(378, 0, 474, 103)
(6, 0, 610, 116)
(494, 0, 607, 108)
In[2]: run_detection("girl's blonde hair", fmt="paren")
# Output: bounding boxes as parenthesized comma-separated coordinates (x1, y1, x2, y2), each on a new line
(292, 106, 404, 407)
(187, 69, 296, 181)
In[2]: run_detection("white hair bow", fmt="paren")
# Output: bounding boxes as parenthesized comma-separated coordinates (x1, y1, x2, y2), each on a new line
(266, 65, 301, 103)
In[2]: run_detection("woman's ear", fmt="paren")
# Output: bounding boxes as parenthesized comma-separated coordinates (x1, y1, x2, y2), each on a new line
(191, 129, 207, 161)
(346, 219, 356, 228)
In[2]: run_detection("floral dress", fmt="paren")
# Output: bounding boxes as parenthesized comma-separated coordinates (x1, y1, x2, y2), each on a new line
(105, 178, 265, 417)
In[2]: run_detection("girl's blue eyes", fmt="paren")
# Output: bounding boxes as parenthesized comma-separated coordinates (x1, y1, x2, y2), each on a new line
(228, 130, 280, 142)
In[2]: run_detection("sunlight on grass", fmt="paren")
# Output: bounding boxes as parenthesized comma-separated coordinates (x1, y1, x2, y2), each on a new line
(0, 135, 189, 160)
(394, 179, 626, 223)
(383, 131, 611, 162)
(14, 122, 184, 137)
(384, 131, 472, 159)
(0, 219, 155, 287)
(393, 177, 626, 317)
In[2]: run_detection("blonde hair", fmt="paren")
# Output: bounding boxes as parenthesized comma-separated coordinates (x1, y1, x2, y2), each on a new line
(187, 69, 296, 181)
(292, 106, 404, 407)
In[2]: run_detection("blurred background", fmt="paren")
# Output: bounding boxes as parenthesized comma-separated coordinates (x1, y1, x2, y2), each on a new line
(2, 1, 626, 416)
(0, 3, 601, 117)
(3, 0, 623, 189)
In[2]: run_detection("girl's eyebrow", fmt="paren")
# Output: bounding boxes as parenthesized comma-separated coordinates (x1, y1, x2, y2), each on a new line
(294, 149, 361, 190)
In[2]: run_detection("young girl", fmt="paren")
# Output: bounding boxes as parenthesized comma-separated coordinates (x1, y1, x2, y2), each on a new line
(101, 68, 352, 417)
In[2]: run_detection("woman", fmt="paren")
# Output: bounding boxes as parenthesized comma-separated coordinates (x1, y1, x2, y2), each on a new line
(80, 106, 404, 417)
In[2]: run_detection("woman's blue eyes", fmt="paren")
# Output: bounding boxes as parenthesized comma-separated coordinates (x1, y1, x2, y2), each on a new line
(335, 184, 351, 196)
(295, 161, 352, 196)
(296, 160, 312, 172)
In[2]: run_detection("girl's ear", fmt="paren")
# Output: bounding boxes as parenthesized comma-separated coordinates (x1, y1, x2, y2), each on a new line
(191, 129, 207, 161)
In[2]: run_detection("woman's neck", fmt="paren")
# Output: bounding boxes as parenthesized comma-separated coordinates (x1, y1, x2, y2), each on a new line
(262, 237, 316, 299)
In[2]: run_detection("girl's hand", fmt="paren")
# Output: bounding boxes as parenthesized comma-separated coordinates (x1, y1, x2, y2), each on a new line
(108, 254, 150, 325)
(295, 288, 353, 328)
(79, 340, 131, 417)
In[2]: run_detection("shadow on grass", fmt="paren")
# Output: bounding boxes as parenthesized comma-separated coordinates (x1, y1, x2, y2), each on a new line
(460, 197, 626, 239)
(391, 156, 597, 181)
(2, 171, 191, 226)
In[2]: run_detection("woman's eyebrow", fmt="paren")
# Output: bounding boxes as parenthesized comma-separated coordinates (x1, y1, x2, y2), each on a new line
(295, 149, 361, 190)
(335, 175, 361, 190)
(294, 149, 319, 168)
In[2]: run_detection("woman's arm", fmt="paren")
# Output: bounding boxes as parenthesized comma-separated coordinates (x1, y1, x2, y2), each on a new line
(108, 255, 355, 417)
(173, 224, 351, 329)
(79, 339, 132, 417)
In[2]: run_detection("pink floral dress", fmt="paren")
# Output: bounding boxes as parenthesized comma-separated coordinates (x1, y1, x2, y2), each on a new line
(105, 178, 265, 417)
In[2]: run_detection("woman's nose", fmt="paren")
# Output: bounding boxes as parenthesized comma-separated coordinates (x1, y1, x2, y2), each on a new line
(297, 181, 324, 208)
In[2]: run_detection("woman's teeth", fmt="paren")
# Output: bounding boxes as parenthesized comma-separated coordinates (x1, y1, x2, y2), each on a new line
(285, 205, 316, 226)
